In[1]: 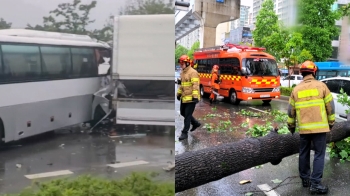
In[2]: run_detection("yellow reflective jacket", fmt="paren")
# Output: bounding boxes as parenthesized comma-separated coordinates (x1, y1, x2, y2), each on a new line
(287, 75, 335, 134)
(176, 66, 200, 103)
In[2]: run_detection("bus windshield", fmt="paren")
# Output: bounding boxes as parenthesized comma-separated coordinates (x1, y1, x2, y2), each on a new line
(242, 58, 279, 76)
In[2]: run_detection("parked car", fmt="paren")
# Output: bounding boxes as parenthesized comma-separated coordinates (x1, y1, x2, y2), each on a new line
(175, 71, 181, 83)
(280, 75, 303, 87)
(320, 77, 350, 122)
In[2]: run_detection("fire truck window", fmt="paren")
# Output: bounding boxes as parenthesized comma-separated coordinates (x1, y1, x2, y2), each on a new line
(197, 60, 208, 73)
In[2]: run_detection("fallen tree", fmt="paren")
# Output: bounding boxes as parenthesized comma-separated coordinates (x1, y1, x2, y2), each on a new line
(175, 120, 350, 193)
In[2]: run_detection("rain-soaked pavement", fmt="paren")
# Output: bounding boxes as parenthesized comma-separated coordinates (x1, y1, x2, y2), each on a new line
(0, 123, 175, 194)
(175, 84, 350, 196)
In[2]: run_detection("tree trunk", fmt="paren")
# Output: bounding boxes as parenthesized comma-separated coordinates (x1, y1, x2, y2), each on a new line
(175, 121, 350, 193)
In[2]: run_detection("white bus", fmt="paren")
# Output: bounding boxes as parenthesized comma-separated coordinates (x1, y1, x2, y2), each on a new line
(0, 29, 111, 144)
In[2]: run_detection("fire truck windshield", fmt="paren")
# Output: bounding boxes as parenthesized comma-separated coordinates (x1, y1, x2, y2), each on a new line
(242, 58, 279, 76)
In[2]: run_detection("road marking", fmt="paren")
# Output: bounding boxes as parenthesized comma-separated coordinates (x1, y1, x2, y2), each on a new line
(249, 107, 268, 113)
(257, 184, 280, 196)
(107, 160, 149, 168)
(25, 170, 73, 179)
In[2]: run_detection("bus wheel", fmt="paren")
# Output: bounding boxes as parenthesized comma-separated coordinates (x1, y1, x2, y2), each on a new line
(263, 100, 272, 104)
(200, 85, 209, 98)
(0, 118, 4, 145)
(229, 90, 240, 105)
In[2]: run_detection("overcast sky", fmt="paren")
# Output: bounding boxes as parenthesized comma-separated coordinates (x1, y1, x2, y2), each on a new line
(0, 0, 126, 30)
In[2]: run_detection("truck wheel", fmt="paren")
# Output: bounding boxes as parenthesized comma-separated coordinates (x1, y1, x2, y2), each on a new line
(229, 89, 240, 105)
(200, 85, 209, 98)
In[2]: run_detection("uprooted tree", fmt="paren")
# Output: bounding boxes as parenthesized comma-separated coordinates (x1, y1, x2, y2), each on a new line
(175, 120, 350, 193)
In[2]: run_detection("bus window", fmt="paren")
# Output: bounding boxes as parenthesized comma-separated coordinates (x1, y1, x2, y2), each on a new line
(326, 71, 337, 78)
(0, 48, 2, 76)
(219, 58, 239, 74)
(71, 48, 96, 77)
(196, 59, 207, 73)
(339, 71, 347, 77)
(40, 46, 71, 77)
(1, 44, 41, 79)
(96, 48, 111, 75)
(242, 58, 278, 76)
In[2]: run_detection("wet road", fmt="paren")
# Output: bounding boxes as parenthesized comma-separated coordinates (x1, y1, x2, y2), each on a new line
(175, 84, 350, 196)
(0, 124, 175, 194)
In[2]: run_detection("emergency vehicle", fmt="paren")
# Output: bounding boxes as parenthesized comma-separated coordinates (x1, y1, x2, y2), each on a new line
(194, 43, 281, 105)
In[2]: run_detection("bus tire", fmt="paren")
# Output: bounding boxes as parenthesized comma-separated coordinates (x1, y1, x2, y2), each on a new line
(200, 85, 209, 98)
(0, 118, 4, 145)
(263, 100, 272, 104)
(229, 89, 240, 105)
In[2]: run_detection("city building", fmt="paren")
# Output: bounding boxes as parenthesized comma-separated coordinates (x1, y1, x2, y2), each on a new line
(229, 27, 253, 45)
(252, 0, 297, 26)
(231, 5, 251, 29)
(177, 28, 200, 49)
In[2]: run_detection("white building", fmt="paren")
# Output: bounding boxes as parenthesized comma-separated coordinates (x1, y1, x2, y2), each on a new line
(231, 5, 251, 29)
(177, 28, 200, 49)
(252, 0, 297, 26)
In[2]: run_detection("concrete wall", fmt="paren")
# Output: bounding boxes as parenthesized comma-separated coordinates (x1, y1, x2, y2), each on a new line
(192, 0, 241, 48)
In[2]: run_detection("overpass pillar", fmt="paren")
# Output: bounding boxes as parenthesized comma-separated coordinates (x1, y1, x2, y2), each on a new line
(193, 0, 240, 48)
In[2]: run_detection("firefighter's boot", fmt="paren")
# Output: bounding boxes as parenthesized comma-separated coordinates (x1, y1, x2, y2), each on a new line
(310, 183, 328, 195)
(190, 122, 201, 132)
(178, 131, 188, 141)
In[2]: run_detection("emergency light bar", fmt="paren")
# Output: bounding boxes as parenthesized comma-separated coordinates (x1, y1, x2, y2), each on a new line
(195, 42, 266, 52)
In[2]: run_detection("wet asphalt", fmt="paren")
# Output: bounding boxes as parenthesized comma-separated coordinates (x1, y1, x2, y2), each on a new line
(0, 123, 175, 194)
(175, 84, 350, 196)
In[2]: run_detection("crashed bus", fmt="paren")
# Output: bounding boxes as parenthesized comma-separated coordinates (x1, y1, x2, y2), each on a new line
(0, 29, 111, 144)
(194, 43, 281, 105)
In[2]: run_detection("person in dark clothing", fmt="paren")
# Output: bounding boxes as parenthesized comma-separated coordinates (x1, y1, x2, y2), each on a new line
(176, 55, 201, 141)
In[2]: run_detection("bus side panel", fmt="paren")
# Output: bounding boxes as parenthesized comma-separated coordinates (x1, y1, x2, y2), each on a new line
(218, 75, 242, 98)
(0, 106, 15, 142)
(199, 73, 211, 94)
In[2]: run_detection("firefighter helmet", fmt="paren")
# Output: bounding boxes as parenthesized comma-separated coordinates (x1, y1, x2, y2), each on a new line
(300, 60, 318, 75)
(178, 55, 191, 64)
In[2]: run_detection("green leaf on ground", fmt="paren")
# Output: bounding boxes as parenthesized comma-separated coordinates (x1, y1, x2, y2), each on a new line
(271, 179, 282, 184)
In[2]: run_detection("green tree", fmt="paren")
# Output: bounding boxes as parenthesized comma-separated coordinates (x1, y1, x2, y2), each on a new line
(298, 0, 341, 62)
(187, 41, 200, 60)
(0, 18, 12, 29)
(120, 0, 174, 15)
(26, 0, 97, 34)
(252, 0, 279, 48)
(175, 44, 188, 64)
(298, 49, 314, 63)
(89, 15, 114, 42)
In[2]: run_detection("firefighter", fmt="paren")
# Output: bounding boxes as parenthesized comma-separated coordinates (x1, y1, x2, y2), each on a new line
(209, 65, 220, 105)
(287, 60, 335, 195)
(176, 55, 201, 141)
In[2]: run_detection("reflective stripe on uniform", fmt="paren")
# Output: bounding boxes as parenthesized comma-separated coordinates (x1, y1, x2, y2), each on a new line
(191, 78, 199, 82)
(295, 98, 329, 131)
(324, 93, 333, 103)
(192, 90, 199, 95)
(328, 113, 335, 121)
(289, 98, 295, 106)
(297, 89, 319, 98)
(177, 88, 182, 93)
(182, 82, 192, 87)
(287, 117, 295, 124)
(182, 95, 193, 101)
